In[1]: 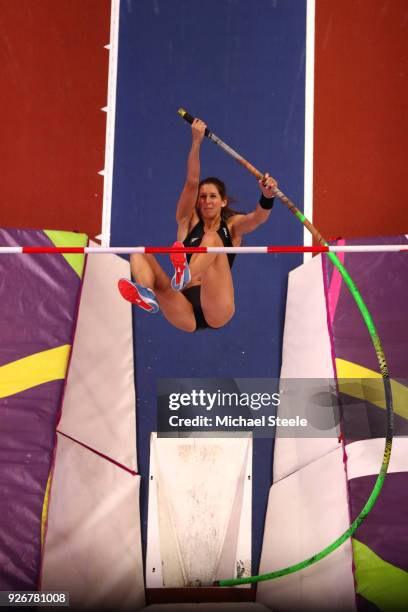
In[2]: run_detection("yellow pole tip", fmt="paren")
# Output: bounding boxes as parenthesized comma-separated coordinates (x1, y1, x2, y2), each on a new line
(177, 107, 186, 117)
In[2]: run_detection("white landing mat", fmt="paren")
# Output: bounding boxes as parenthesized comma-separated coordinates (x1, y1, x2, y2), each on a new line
(146, 434, 252, 588)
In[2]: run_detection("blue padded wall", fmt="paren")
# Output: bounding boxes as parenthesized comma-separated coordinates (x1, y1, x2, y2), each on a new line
(111, 0, 306, 575)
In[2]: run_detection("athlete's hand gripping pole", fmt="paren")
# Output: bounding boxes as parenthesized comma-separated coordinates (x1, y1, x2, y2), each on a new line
(177, 107, 325, 246)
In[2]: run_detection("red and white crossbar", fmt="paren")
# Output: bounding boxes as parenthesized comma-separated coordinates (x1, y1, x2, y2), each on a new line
(0, 245, 406, 254)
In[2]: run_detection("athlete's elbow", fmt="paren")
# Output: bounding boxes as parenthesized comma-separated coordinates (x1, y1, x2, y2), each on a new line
(253, 216, 268, 230)
(259, 211, 272, 225)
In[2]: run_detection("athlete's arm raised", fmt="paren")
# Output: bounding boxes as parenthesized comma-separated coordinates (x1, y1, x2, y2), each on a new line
(230, 173, 277, 238)
(175, 119, 207, 235)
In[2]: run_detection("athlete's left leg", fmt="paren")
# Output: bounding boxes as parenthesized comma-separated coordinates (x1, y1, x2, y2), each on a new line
(190, 232, 235, 328)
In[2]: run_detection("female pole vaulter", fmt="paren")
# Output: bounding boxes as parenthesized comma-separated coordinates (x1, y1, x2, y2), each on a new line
(118, 117, 277, 332)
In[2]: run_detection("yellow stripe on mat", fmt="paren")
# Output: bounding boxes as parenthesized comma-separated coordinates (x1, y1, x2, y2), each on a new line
(0, 345, 71, 398)
(336, 358, 408, 420)
(41, 472, 53, 548)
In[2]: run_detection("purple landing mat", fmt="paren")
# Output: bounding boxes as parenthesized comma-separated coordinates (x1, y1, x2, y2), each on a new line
(0, 228, 82, 367)
(339, 395, 408, 442)
(0, 381, 65, 590)
(355, 593, 380, 612)
(322, 235, 408, 377)
(0, 228, 85, 590)
(322, 235, 408, 603)
(349, 473, 408, 573)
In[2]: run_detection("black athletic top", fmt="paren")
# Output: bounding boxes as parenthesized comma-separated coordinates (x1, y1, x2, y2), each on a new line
(183, 218, 236, 268)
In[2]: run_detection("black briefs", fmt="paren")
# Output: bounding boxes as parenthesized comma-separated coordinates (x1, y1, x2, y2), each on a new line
(182, 285, 214, 331)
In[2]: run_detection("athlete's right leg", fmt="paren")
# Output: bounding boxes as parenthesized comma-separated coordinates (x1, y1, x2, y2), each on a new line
(129, 253, 197, 332)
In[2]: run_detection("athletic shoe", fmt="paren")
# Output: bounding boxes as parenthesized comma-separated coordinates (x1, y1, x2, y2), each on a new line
(117, 278, 159, 313)
(170, 241, 191, 291)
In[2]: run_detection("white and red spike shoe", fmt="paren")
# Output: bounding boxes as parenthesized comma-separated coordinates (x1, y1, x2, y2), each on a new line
(170, 241, 191, 291)
(118, 279, 159, 313)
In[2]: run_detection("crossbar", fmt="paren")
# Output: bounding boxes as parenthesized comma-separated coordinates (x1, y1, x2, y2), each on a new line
(0, 245, 406, 254)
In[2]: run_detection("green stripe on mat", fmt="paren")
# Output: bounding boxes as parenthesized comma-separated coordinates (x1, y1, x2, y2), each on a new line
(44, 229, 88, 277)
(353, 538, 408, 610)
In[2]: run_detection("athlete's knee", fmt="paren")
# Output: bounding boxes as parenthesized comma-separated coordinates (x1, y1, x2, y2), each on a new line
(200, 230, 223, 247)
(171, 318, 196, 333)
(205, 303, 235, 328)
(154, 275, 171, 293)
(130, 252, 141, 271)
(183, 321, 197, 333)
(130, 252, 149, 264)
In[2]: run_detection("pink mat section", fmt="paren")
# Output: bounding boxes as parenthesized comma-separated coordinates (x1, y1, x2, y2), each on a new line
(326, 239, 345, 325)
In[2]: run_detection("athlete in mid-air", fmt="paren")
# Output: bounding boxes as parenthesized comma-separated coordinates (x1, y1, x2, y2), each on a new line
(118, 118, 277, 332)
